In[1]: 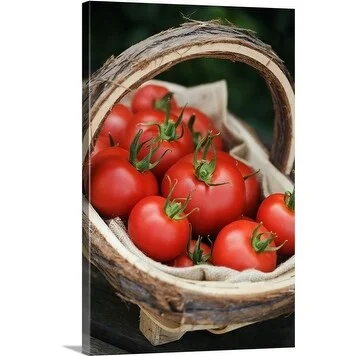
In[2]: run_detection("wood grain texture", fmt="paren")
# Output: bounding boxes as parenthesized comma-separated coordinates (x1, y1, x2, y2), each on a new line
(139, 310, 186, 346)
(82, 20, 294, 174)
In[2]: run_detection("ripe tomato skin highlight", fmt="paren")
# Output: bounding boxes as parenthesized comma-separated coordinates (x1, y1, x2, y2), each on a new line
(235, 160, 261, 218)
(256, 193, 295, 256)
(131, 84, 178, 113)
(99, 103, 132, 144)
(90, 104, 132, 157)
(171, 106, 224, 150)
(212, 220, 277, 272)
(84, 146, 130, 194)
(206, 151, 261, 218)
(121, 109, 194, 180)
(89, 146, 129, 165)
(87, 147, 158, 219)
(171, 239, 211, 267)
(161, 154, 246, 237)
(128, 196, 190, 262)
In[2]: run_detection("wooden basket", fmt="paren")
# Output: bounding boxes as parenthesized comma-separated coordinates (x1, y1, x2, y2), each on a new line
(82, 21, 295, 346)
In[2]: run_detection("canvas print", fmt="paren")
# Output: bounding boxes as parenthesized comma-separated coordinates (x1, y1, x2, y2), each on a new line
(82, 1, 295, 354)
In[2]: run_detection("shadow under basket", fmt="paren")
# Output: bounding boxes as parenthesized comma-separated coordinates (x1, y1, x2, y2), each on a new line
(82, 21, 295, 346)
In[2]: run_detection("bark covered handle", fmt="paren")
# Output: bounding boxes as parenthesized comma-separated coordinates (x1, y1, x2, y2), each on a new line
(83, 21, 295, 175)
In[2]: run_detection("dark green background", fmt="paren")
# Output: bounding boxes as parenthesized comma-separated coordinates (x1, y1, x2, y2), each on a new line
(83, 1, 294, 149)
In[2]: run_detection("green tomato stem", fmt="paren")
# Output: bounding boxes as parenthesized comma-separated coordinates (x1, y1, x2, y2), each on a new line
(153, 102, 186, 142)
(192, 131, 229, 187)
(163, 176, 198, 220)
(187, 114, 202, 148)
(128, 129, 168, 173)
(187, 235, 211, 265)
(243, 169, 260, 181)
(284, 187, 295, 211)
(153, 92, 174, 111)
(251, 222, 288, 253)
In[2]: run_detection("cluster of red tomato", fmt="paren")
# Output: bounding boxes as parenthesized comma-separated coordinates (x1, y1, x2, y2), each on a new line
(84, 84, 295, 273)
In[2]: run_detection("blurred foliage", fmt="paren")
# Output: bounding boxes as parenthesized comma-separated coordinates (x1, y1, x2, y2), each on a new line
(83, 2, 294, 149)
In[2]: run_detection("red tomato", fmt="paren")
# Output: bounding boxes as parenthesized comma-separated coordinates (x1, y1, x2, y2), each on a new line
(131, 84, 178, 113)
(235, 160, 261, 218)
(85, 137, 159, 219)
(128, 190, 192, 262)
(89, 145, 129, 164)
(121, 109, 194, 180)
(90, 104, 131, 157)
(171, 106, 224, 150)
(161, 136, 246, 236)
(171, 237, 211, 267)
(84, 146, 129, 193)
(99, 103, 132, 144)
(256, 190, 295, 256)
(212, 220, 277, 272)
(208, 152, 261, 218)
(90, 134, 113, 158)
(170, 254, 194, 267)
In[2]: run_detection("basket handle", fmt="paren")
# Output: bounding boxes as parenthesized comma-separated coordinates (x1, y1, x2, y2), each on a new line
(83, 21, 295, 175)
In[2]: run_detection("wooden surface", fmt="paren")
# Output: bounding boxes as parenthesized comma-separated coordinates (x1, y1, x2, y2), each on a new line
(81, 336, 129, 355)
(83, 257, 294, 354)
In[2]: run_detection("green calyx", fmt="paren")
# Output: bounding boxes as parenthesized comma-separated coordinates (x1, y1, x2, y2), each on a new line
(163, 176, 199, 220)
(243, 169, 261, 181)
(145, 100, 186, 142)
(186, 234, 212, 265)
(193, 131, 227, 186)
(129, 129, 170, 173)
(187, 115, 202, 148)
(153, 92, 174, 111)
(251, 223, 286, 253)
(160, 102, 185, 141)
(284, 187, 295, 212)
